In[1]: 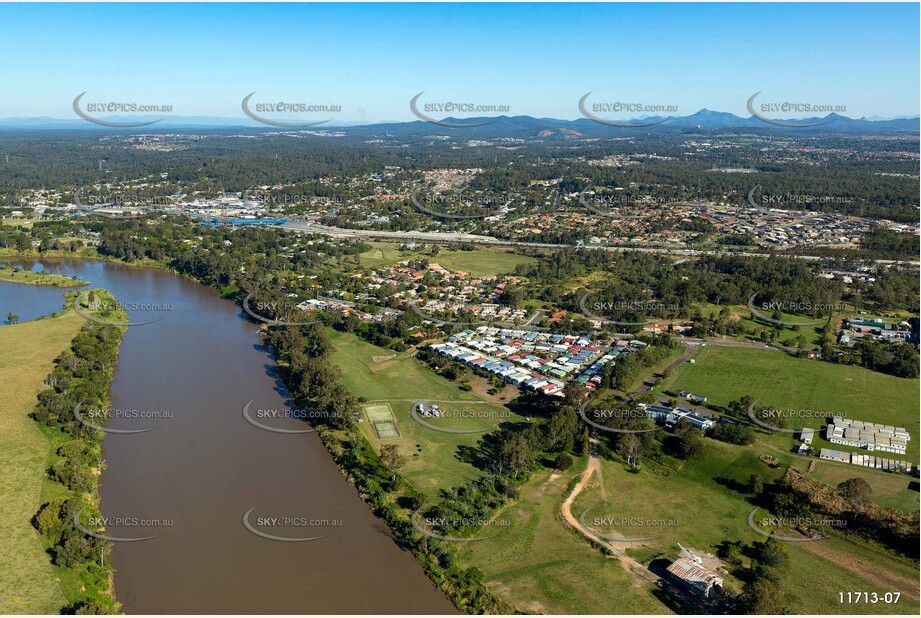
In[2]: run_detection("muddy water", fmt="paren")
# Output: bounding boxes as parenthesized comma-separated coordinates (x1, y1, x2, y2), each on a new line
(5, 260, 456, 614)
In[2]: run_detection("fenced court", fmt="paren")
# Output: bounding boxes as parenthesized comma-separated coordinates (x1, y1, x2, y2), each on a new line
(363, 402, 401, 439)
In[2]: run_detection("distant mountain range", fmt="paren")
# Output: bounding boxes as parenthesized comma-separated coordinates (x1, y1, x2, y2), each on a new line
(0, 109, 917, 135)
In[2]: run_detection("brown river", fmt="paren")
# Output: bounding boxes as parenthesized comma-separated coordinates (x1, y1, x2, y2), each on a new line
(2, 259, 456, 614)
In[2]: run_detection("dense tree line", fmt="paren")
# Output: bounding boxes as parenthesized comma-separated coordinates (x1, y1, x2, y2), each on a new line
(31, 291, 125, 614)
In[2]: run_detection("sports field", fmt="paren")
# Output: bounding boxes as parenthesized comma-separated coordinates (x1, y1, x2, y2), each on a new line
(329, 329, 529, 497)
(0, 309, 84, 614)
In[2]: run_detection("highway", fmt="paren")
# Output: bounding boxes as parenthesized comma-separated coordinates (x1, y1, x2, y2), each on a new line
(273, 218, 918, 266)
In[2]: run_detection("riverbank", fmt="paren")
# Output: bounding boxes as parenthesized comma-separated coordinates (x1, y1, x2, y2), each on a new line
(0, 266, 87, 287)
(8, 289, 127, 614)
(0, 300, 85, 614)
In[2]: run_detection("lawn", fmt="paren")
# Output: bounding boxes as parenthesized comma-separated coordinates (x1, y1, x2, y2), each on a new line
(329, 330, 530, 497)
(0, 309, 85, 614)
(661, 345, 920, 461)
(573, 440, 919, 614)
(455, 465, 672, 614)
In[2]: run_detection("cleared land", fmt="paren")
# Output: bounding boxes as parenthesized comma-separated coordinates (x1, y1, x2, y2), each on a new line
(572, 440, 919, 614)
(0, 309, 84, 614)
(455, 466, 672, 614)
(329, 329, 529, 497)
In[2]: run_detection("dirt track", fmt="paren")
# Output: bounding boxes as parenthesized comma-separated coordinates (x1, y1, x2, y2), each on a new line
(560, 437, 661, 587)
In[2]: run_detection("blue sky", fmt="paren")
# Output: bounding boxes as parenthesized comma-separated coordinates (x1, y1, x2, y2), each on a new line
(0, 2, 918, 121)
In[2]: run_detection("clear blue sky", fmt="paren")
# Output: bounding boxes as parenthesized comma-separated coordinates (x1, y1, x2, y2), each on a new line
(0, 2, 918, 120)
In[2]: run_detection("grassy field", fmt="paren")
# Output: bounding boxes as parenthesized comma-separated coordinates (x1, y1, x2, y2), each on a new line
(428, 250, 536, 277)
(354, 242, 536, 277)
(661, 345, 920, 461)
(455, 465, 671, 614)
(573, 440, 919, 614)
(329, 329, 530, 497)
(0, 267, 87, 287)
(0, 308, 85, 614)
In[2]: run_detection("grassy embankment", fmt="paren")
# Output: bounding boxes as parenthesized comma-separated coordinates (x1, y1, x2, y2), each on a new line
(0, 266, 87, 287)
(0, 297, 87, 613)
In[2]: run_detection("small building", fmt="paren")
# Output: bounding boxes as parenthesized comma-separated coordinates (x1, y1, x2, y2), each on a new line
(666, 558, 723, 597)
(798, 428, 814, 445)
(819, 448, 851, 463)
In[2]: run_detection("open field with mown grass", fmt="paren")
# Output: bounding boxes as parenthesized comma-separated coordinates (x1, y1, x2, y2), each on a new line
(574, 440, 919, 614)
(0, 308, 85, 614)
(329, 329, 531, 498)
(661, 345, 920, 461)
(456, 465, 672, 615)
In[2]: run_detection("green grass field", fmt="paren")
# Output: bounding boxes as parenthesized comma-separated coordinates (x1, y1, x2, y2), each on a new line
(662, 345, 920, 461)
(0, 309, 85, 614)
(354, 243, 536, 277)
(329, 329, 530, 497)
(428, 250, 536, 277)
(574, 441, 919, 614)
(455, 466, 671, 614)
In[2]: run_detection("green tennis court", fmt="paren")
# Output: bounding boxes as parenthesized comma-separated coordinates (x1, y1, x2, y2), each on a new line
(364, 403, 394, 423)
(373, 420, 401, 439)
(363, 403, 401, 439)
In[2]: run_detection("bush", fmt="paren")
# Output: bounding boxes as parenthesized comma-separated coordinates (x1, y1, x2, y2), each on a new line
(554, 453, 574, 470)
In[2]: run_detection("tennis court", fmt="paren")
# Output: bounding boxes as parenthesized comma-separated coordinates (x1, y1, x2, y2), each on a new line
(363, 402, 401, 439)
